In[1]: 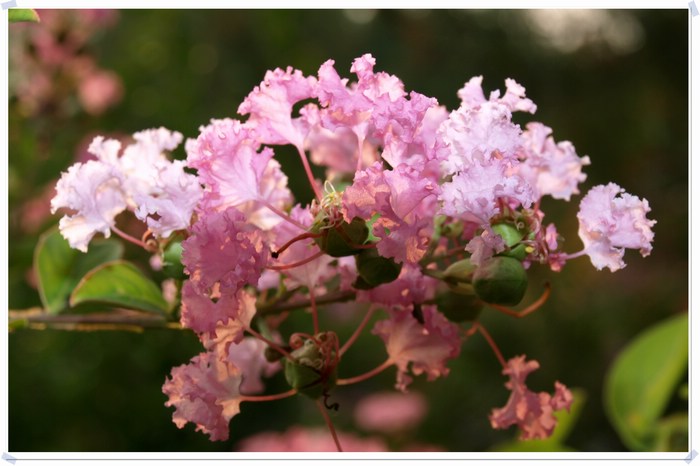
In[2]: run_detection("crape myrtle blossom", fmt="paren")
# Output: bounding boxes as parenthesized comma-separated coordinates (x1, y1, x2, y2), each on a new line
(51, 53, 656, 451)
(489, 356, 574, 440)
(51, 128, 201, 251)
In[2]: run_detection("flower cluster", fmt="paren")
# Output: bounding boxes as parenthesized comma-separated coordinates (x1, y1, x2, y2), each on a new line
(51, 54, 656, 451)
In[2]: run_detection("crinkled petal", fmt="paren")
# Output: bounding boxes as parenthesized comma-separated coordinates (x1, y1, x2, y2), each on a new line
(182, 207, 267, 295)
(577, 183, 656, 272)
(51, 160, 126, 252)
(238, 67, 317, 148)
(186, 118, 292, 230)
(489, 355, 573, 440)
(163, 350, 243, 442)
(517, 122, 590, 201)
(372, 306, 461, 391)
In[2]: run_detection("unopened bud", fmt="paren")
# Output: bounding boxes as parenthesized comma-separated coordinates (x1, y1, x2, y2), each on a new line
(353, 248, 402, 289)
(312, 217, 369, 257)
(472, 256, 528, 306)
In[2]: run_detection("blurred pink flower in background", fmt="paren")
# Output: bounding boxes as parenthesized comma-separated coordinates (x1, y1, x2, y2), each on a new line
(9, 9, 122, 117)
(353, 391, 428, 433)
(237, 427, 388, 452)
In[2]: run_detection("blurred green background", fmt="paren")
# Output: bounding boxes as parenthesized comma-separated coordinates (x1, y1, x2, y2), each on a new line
(8, 9, 687, 452)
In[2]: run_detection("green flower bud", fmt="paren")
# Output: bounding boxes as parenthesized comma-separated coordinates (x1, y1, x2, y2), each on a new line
(501, 243, 528, 261)
(435, 290, 483, 322)
(492, 223, 525, 248)
(284, 333, 338, 399)
(472, 256, 528, 306)
(312, 217, 369, 257)
(442, 258, 476, 295)
(354, 248, 402, 289)
(162, 241, 185, 279)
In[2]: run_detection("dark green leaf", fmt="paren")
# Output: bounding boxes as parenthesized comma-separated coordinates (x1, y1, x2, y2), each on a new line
(604, 313, 688, 451)
(70, 260, 169, 315)
(34, 228, 124, 314)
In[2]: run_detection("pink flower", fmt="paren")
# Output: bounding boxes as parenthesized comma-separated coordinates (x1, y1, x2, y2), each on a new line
(354, 391, 428, 433)
(237, 426, 388, 452)
(133, 159, 203, 238)
(343, 162, 438, 264)
(224, 337, 281, 395)
(77, 69, 123, 115)
(185, 118, 292, 230)
(163, 350, 244, 442)
(357, 263, 438, 308)
(181, 207, 267, 296)
(50, 160, 126, 252)
(457, 76, 537, 114)
(438, 102, 523, 175)
(465, 228, 507, 266)
(577, 183, 656, 272)
(372, 306, 462, 391)
(517, 122, 590, 201)
(238, 66, 318, 149)
(439, 157, 534, 226)
(489, 355, 573, 440)
(181, 284, 257, 338)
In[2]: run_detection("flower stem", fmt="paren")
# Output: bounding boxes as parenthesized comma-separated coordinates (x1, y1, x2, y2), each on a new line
(316, 398, 343, 452)
(267, 250, 325, 271)
(111, 225, 154, 251)
(240, 388, 297, 403)
(259, 199, 307, 231)
(295, 144, 322, 201)
(244, 325, 294, 361)
(340, 306, 376, 356)
(467, 322, 506, 368)
(562, 249, 587, 261)
(489, 283, 551, 318)
(337, 359, 393, 386)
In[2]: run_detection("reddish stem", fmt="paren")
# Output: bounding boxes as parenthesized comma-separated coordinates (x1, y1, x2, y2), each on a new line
(340, 306, 376, 356)
(316, 398, 343, 452)
(267, 250, 325, 271)
(111, 225, 154, 251)
(240, 388, 298, 403)
(489, 283, 551, 318)
(467, 323, 506, 368)
(259, 200, 307, 231)
(273, 232, 324, 258)
(244, 324, 294, 360)
(295, 144, 322, 201)
(337, 359, 393, 386)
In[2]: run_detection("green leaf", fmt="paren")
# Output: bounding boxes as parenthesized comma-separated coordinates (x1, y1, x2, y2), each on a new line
(70, 260, 169, 315)
(604, 313, 688, 451)
(9, 9, 40, 23)
(34, 228, 124, 314)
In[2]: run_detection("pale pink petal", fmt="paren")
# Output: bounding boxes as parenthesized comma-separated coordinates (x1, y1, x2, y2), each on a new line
(438, 102, 523, 174)
(343, 162, 438, 264)
(577, 183, 656, 272)
(517, 122, 590, 201)
(224, 337, 281, 395)
(357, 263, 438, 308)
(50, 160, 126, 252)
(372, 306, 462, 391)
(465, 228, 506, 266)
(238, 67, 317, 148)
(163, 350, 243, 442)
(181, 207, 267, 295)
(180, 283, 256, 337)
(133, 159, 202, 238)
(186, 118, 293, 230)
(489, 355, 573, 440)
(439, 158, 534, 225)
